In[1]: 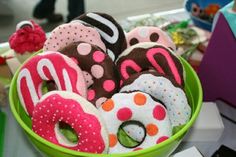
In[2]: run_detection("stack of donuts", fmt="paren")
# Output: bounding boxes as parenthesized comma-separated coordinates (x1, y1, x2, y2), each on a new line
(15, 12, 191, 154)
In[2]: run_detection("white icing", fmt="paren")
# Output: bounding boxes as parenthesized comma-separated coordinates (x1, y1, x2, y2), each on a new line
(120, 74, 191, 127)
(107, 49, 115, 61)
(17, 68, 39, 114)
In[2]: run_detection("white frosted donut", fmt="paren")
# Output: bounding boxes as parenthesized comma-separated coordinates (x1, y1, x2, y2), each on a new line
(32, 91, 109, 153)
(120, 72, 191, 127)
(98, 91, 172, 153)
(17, 51, 87, 116)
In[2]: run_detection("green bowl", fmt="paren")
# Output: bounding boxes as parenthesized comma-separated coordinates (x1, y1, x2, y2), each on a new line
(9, 58, 202, 157)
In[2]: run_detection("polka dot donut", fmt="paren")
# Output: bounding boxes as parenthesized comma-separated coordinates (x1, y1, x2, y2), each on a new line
(116, 42, 185, 86)
(98, 91, 172, 153)
(58, 41, 119, 107)
(120, 71, 191, 127)
(32, 91, 109, 154)
(126, 26, 176, 51)
(17, 51, 87, 116)
(43, 22, 106, 53)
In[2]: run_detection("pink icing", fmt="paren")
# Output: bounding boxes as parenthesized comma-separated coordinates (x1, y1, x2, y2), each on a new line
(146, 48, 181, 85)
(43, 22, 106, 52)
(120, 59, 142, 80)
(77, 43, 92, 56)
(87, 89, 95, 101)
(126, 26, 176, 50)
(32, 93, 106, 153)
(103, 80, 115, 92)
(93, 51, 105, 63)
(17, 52, 87, 116)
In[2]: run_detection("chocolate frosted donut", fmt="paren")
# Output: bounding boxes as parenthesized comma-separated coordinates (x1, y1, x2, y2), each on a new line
(59, 42, 120, 107)
(116, 42, 185, 86)
(73, 12, 127, 61)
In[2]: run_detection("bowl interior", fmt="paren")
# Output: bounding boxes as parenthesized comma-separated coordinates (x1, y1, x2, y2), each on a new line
(9, 58, 202, 157)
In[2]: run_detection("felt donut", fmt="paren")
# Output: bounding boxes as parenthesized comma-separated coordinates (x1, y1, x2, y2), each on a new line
(32, 91, 109, 153)
(116, 42, 185, 86)
(126, 26, 176, 51)
(98, 91, 172, 153)
(58, 41, 119, 107)
(120, 71, 191, 127)
(43, 22, 106, 52)
(17, 51, 87, 116)
(73, 12, 127, 61)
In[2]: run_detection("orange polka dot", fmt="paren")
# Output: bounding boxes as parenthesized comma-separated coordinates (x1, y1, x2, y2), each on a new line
(134, 93, 147, 106)
(109, 134, 117, 147)
(146, 123, 159, 136)
(102, 99, 114, 111)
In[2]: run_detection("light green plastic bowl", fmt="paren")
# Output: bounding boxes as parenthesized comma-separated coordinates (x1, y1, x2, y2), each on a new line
(9, 57, 202, 157)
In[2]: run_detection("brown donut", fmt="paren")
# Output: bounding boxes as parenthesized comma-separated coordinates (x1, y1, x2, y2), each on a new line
(58, 41, 120, 107)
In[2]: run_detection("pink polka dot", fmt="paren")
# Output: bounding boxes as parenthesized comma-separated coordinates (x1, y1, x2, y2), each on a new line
(77, 43, 91, 55)
(153, 105, 166, 120)
(156, 136, 169, 144)
(91, 65, 104, 79)
(87, 89, 95, 101)
(103, 80, 115, 92)
(117, 107, 132, 121)
(93, 51, 105, 63)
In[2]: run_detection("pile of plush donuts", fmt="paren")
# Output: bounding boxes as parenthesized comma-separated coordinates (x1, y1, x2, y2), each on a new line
(16, 12, 191, 154)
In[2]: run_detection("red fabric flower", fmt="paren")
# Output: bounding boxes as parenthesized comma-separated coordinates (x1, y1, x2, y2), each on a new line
(9, 20, 46, 54)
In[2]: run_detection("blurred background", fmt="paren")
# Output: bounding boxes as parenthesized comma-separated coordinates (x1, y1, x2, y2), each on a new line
(0, 0, 183, 42)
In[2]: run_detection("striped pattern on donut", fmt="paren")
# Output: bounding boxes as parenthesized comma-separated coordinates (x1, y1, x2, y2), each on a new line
(17, 52, 87, 116)
(73, 12, 127, 61)
(120, 72, 191, 127)
(98, 92, 172, 153)
(43, 22, 106, 53)
(32, 91, 109, 153)
(116, 42, 184, 86)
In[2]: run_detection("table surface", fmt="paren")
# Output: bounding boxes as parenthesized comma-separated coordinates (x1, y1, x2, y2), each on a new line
(1, 9, 236, 157)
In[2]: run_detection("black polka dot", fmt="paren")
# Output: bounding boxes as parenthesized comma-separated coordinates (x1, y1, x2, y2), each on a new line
(129, 38, 139, 46)
(150, 33, 159, 42)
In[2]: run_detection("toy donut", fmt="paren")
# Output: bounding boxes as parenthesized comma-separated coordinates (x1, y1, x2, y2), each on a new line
(116, 42, 185, 86)
(58, 41, 120, 107)
(120, 71, 191, 127)
(43, 22, 106, 53)
(73, 12, 127, 61)
(126, 26, 176, 51)
(98, 91, 172, 153)
(32, 91, 109, 153)
(17, 51, 87, 116)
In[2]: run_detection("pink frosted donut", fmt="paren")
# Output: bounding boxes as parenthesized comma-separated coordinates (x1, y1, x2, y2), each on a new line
(58, 41, 119, 107)
(32, 91, 109, 153)
(126, 26, 176, 51)
(43, 22, 106, 52)
(98, 91, 172, 153)
(116, 42, 184, 86)
(17, 51, 87, 116)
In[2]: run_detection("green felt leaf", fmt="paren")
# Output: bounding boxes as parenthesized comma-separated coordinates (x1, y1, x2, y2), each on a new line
(118, 128, 139, 148)
(59, 124, 78, 143)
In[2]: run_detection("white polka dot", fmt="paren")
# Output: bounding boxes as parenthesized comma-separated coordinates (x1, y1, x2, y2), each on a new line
(139, 27, 149, 38)
(77, 43, 92, 55)
(91, 65, 104, 79)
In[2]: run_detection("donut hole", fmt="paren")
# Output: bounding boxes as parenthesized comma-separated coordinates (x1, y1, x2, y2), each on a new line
(41, 80, 57, 95)
(55, 121, 79, 147)
(117, 120, 146, 148)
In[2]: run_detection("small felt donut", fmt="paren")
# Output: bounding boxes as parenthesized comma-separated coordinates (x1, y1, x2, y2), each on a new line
(17, 51, 87, 116)
(43, 22, 106, 52)
(126, 26, 176, 51)
(32, 91, 109, 153)
(98, 91, 172, 153)
(120, 71, 191, 127)
(58, 42, 120, 107)
(116, 42, 184, 86)
(73, 12, 127, 61)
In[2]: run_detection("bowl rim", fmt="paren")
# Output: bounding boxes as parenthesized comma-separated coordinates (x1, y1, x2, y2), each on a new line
(9, 57, 203, 157)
